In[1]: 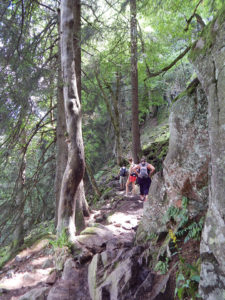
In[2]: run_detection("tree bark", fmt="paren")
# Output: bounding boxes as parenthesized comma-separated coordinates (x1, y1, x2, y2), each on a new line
(55, 10, 68, 227)
(130, 0, 141, 163)
(57, 0, 85, 237)
(12, 136, 26, 249)
(73, 0, 89, 227)
(86, 161, 101, 197)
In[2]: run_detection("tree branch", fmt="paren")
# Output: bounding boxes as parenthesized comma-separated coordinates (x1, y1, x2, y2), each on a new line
(144, 45, 191, 80)
(184, 0, 203, 32)
(34, 0, 56, 12)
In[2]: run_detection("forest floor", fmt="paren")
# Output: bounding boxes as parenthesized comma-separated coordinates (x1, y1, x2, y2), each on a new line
(0, 186, 144, 300)
(0, 180, 200, 300)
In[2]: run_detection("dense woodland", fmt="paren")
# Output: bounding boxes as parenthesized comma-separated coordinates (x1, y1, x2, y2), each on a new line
(0, 0, 224, 299)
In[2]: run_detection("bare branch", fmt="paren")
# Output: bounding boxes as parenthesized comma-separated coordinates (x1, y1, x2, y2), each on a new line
(184, 0, 203, 32)
(34, 0, 56, 12)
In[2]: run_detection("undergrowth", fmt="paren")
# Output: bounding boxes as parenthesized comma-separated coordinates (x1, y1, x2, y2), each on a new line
(155, 197, 204, 298)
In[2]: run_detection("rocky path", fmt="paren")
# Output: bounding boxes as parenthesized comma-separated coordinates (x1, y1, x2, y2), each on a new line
(0, 188, 144, 300)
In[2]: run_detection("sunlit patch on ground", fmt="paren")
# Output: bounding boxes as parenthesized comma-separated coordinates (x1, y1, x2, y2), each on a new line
(0, 240, 53, 292)
(0, 266, 52, 289)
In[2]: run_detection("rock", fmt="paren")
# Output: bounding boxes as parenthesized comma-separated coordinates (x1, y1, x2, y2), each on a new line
(15, 255, 23, 262)
(26, 265, 35, 272)
(47, 259, 91, 300)
(23, 272, 35, 283)
(18, 286, 50, 300)
(76, 224, 114, 250)
(6, 270, 14, 278)
(138, 81, 209, 242)
(190, 12, 225, 299)
(75, 249, 93, 264)
(42, 258, 53, 269)
(88, 246, 154, 300)
(54, 246, 71, 271)
(46, 270, 57, 284)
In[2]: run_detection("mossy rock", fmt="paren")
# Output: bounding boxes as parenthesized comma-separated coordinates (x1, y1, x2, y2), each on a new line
(142, 139, 169, 171)
(189, 7, 225, 62)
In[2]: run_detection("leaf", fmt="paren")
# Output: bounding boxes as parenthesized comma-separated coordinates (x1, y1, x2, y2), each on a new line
(191, 275, 200, 283)
(177, 273, 185, 282)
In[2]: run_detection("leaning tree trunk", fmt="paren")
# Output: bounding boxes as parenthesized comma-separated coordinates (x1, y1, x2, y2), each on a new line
(130, 0, 141, 163)
(86, 161, 101, 198)
(57, 0, 85, 237)
(73, 0, 89, 228)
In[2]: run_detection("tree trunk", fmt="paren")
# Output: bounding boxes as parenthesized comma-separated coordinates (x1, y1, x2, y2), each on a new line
(12, 135, 26, 249)
(95, 71, 122, 165)
(130, 0, 141, 164)
(114, 70, 122, 165)
(73, 0, 89, 227)
(55, 10, 68, 227)
(86, 161, 101, 197)
(57, 0, 85, 237)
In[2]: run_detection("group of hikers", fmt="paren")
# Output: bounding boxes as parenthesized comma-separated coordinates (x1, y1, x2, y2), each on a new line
(118, 157, 155, 202)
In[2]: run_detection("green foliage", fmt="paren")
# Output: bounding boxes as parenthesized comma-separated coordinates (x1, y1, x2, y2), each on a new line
(163, 197, 204, 244)
(49, 229, 73, 251)
(154, 257, 169, 274)
(0, 246, 11, 269)
(176, 217, 204, 243)
(175, 258, 201, 299)
(146, 232, 158, 242)
(163, 196, 189, 228)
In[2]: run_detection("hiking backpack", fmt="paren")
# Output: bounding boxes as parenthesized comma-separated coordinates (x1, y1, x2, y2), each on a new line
(120, 167, 127, 177)
(139, 163, 149, 178)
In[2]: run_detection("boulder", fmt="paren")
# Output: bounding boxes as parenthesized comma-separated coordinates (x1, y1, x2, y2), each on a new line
(76, 224, 115, 251)
(18, 287, 50, 300)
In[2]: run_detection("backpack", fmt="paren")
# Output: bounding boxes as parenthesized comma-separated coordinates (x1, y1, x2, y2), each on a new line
(139, 163, 149, 178)
(130, 164, 137, 177)
(120, 167, 127, 177)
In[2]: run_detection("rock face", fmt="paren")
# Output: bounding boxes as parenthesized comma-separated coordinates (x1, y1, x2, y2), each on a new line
(88, 245, 171, 300)
(137, 83, 209, 241)
(190, 12, 225, 300)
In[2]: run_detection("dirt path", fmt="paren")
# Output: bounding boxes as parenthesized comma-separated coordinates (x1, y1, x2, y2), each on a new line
(0, 188, 144, 300)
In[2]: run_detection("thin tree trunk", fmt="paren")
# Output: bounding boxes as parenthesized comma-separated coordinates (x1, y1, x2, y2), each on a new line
(130, 0, 141, 163)
(96, 72, 122, 165)
(57, 0, 85, 237)
(86, 161, 101, 197)
(55, 10, 68, 227)
(12, 134, 26, 249)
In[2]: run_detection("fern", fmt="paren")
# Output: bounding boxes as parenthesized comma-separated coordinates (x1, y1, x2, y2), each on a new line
(184, 217, 204, 243)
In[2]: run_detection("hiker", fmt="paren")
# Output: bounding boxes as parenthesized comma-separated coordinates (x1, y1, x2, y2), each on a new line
(125, 158, 138, 196)
(135, 157, 155, 201)
(118, 164, 127, 190)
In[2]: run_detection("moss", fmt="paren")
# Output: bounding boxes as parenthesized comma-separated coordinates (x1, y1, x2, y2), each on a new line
(80, 227, 96, 235)
(173, 78, 200, 104)
(142, 139, 169, 171)
(0, 246, 11, 268)
(189, 7, 225, 62)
